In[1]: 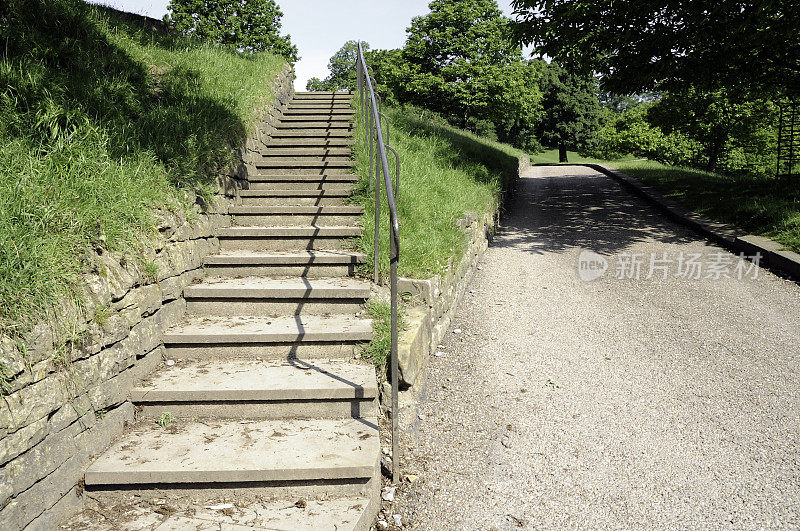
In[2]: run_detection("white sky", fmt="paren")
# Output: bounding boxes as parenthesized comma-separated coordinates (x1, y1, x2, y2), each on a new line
(85, 0, 522, 90)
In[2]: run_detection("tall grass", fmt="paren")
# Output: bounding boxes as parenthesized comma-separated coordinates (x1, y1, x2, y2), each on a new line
(0, 0, 285, 332)
(350, 103, 524, 279)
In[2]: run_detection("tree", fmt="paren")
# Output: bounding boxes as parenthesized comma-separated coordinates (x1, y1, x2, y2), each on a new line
(536, 62, 602, 162)
(166, 0, 298, 62)
(306, 40, 367, 92)
(397, 0, 542, 132)
(511, 0, 800, 98)
(647, 88, 778, 173)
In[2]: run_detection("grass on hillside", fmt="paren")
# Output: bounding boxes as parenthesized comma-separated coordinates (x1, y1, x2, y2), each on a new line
(0, 0, 285, 332)
(613, 161, 800, 253)
(350, 103, 524, 279)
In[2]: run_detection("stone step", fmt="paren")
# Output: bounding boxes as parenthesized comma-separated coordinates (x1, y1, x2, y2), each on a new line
(253, 168, 353, 176)
(239, 189, 353, 205)
(164, 314, 372, 360)
(280, 114, 353, 122)
(89, 497, 377, 531)
(83, 417, 379, 499)
(255, 159, 355, 169)
(184, 276, 370, 316)
(261, 147, 352, 156)
(217, 225, 360, 251)
(133, 359, 377, 419)
(294, 91, 354, 98)
(265, 137, 353, 148)
(270, 129, 353, 138)
(286, 104, 354, 112)
(275, 121, 354, 130)
(247, 174, 359, 191)
(229, 205, 363, 227)
(204, 250, 365, 277)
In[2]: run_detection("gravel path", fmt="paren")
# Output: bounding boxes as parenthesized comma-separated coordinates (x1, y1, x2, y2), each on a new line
(392, 165, 800, 529)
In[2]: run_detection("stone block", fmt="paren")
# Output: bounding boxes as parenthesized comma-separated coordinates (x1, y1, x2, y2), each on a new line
(397, 307, 432, 388)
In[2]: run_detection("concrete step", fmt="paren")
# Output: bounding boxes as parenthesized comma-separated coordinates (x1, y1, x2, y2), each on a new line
(239, 189, 352, 205)
(255, 159, 355, 170)
(184, 276, 370, 316)
(230, 205, 362, 226)
(270, 129, 353, 138)
(294, 91, 354, 99)
(133, 359, 377, 419)
(247, 174, 359, 191)
(261, 147, 352, 157)
(217, 225, 360, 251)
(85, 497, 377, 531)
(164, 314, 372, 360)
(280, 114, 353, 122)
(204, 250, 365, 277)
(275, 121, 353, 130)
(83, 417, 379, 499)
(286, 105, 354, 112)
(265, 137, 353, 148)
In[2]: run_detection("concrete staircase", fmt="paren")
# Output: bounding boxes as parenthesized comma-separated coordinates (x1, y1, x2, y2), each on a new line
(83, 92, 380, 529)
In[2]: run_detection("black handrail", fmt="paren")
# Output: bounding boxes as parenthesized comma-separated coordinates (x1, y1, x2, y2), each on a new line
(356, 41, 401, 483)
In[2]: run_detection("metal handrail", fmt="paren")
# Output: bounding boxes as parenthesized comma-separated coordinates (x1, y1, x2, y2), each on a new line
(356, 40, 401, 484)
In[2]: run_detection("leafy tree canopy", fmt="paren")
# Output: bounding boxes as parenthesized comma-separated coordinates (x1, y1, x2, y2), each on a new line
(511, 0, 800, 97)
(397, 0, 542, 130)
(306, 40, 367, 92)
(166, 0, 298, 62)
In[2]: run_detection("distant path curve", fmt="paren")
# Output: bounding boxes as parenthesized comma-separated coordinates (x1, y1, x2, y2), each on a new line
(394, 164, 800, 529)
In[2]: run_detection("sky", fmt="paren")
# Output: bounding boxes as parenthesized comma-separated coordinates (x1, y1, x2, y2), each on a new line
(86, 0, 523, 90)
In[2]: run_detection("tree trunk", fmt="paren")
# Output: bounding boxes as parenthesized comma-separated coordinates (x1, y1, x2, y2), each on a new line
(559, 144, 568, 163)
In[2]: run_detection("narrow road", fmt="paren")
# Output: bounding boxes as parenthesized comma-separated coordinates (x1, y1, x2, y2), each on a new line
(394, 165, 800, 529)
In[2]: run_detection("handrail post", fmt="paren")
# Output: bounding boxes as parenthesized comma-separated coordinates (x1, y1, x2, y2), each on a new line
(374, 126, 381, 284)
(390, 224, 399, 485)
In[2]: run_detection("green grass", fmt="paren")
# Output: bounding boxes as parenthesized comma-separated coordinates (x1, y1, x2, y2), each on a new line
(612, 160, 800, 253)
(529, 147, 639, 165)
(363, 301, 403, 371)
(351, 103, 524, 279)
(0, 0, 285, 332)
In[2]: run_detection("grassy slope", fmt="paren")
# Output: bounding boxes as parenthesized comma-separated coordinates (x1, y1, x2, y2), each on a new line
(613, 161, 800, 253)
(0, 0, 285, 332)
(351, 104, 523, 279)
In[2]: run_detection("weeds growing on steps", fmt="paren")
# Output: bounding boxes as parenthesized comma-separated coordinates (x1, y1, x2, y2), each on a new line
(0, 0, 285, 333)
(350, 102, 524, 279)
(363, 301, 403, 371)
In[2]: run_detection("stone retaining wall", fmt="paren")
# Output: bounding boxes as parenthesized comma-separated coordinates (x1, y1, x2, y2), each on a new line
(393, 155, 530, 389)
(0, 64, 294, 530)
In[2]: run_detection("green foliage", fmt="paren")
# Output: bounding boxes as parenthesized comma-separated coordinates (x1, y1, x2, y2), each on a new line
(536, 62, 602, 161)
(0, 0, 285, 332)
(166, 0, 298, 61)
(306, 40, 365, 92)
(647, 88, 778, 175)
(614, 161, 800, 253)
(363, 301, 403, 370)
(589, 104, 701, 167)
(157, 411, 175, 427)
(589, 89, 778, 176)
(396, 0, 542, 139)
(351, 102, 523, 279)
(511, 0, 800, 98)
